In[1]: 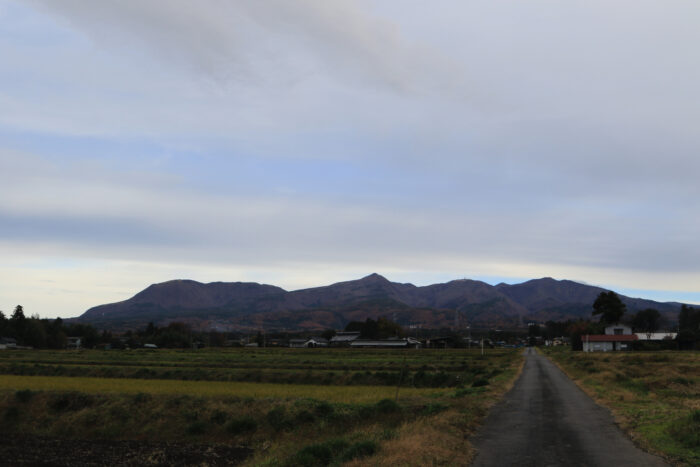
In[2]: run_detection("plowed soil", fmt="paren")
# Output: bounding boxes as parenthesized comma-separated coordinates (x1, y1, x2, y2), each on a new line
(0, 434, 251, 466)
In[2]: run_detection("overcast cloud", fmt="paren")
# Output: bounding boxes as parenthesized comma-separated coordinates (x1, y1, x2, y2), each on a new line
(1, 1, 699, 318)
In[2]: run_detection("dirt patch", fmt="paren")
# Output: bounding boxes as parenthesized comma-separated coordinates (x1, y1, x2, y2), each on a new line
(0, 434, 251, 466)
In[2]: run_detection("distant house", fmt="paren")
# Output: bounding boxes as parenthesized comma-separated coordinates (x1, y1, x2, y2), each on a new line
(582, 324, 636, 352)
(0, 337, 17, 350)
(66, 337, 82, 349)
(265, 339, 286, 347)
(350, 337, 421, 349)
(305, 337, 328, 348)
(289, 337, 329, 348)
(545, 337, 569, 347)
(424, 337, 451, 349)
(330, 332, 360, 347)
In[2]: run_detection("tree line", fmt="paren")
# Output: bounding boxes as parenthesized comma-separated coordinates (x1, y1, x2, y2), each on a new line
(528, 291, 700, 350)
(0, 306, 227, 349)
(0, 305, 101, 349)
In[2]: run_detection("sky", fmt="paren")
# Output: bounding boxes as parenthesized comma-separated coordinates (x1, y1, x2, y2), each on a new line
(1, 0, 699, 319)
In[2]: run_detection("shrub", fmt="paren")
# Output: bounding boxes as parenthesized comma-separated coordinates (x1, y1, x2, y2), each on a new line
(422, 402, 448, 416)
(295, 409, 316, 423)
(186, 420, 207, 435)
(472, 378, 489, 387)
(287, 438, 350, 467)
(4, 407, 19, 422)
(267, 406, 291, 431)
(432, 371, 450, 387)
(671, 377, 693, 386)
(614, 373, 648, 395)
(286, 438, 378, 466)
(340, 440, 379, 462)
(15, 389, 34, 403)
(375, 398, 400, 414)
(313, 401, 334, 418)
(210, 410, 228, 425)
(669, 410, 700, 449)
(226, 416, 257, 435)
(49, 392, 93, 412)
(132, 392, 151, 405)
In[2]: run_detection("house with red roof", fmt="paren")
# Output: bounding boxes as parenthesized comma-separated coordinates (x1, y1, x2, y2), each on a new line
(582, 324, 637, 352)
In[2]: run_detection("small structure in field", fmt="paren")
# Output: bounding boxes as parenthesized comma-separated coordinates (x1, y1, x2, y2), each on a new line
(545, 337, 569, 347)
(0, 337, 17, 350)
(350, 337, 421, 349)
(424, 337, 452, 349)
(143, 343, 158, 349)
(66, 337, 82, 349)
(329, 332, 360, 347)
(305, 337, 328, 348)
(289, 337, 329, 348)
(582, 324, 636, 352)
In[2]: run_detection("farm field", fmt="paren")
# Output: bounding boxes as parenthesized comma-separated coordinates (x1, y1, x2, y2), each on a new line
(0, 347, 523, 466)
(0, 347, 507, 387)
(544, 348, 700, 466)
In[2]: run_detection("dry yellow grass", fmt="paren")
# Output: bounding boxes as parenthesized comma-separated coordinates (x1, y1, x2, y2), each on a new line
(347, 351, 527, 466)
(0, 374, 444, 403)
(360, 414, 471, 466)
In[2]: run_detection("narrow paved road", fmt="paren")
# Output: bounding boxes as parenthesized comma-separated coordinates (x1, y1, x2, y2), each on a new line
(470, 348, 668, 467)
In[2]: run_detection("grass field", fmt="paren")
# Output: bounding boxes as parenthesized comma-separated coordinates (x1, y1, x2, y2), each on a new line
(544, 348, 699, 466)
(0, 347, 511, 387)
(0, 347, 523, 466)
(0, 375, 444, 403)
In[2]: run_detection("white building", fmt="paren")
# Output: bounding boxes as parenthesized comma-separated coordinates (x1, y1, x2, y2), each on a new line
(634, 332, 677, 341)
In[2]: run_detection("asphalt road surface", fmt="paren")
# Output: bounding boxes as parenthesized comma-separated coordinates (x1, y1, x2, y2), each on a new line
(470, 347, 669, 467)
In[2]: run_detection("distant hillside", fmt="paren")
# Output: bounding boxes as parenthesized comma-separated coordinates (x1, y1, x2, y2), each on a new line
(77, 274, 685, 331)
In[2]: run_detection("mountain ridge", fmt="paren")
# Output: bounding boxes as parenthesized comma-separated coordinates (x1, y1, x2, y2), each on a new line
(78, 274, 685, 331)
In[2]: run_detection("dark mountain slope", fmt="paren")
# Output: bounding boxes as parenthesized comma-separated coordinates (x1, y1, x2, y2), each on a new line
(280, 273, 417, 310)
(81, 280, 286, 321)
(77, 274, 686, 331)
(497, 277, 681, 322)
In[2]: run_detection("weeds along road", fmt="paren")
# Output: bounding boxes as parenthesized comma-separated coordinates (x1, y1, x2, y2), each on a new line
(470, 347, 669, 467)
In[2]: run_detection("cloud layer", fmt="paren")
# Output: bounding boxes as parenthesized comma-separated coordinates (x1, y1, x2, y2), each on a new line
(2, 1, 699, 317)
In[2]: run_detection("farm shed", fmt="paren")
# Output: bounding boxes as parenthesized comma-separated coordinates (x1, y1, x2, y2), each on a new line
(350, 337, 421, 349)
(0, 337, 17, 349)
(634, 332, 677, 341)
(289, 338, 329, 348)
(329, 332, 360, 347)
(66, 337, 81, 349)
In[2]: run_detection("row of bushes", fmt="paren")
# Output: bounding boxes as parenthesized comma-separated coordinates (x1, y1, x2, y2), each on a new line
(4, 390, 426, 440)
(0, 363, 498, 388)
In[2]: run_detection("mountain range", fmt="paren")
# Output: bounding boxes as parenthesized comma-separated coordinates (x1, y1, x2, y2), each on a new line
(77, 274, 685, 332)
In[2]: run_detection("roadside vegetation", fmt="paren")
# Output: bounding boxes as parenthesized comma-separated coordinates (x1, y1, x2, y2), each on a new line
(544, 347, 699, 466)
(0, 347, 523, 465)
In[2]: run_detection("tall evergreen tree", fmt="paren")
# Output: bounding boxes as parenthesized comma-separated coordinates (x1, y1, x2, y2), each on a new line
(592, 291, 626, 324)
(632, 308, 660, 338)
